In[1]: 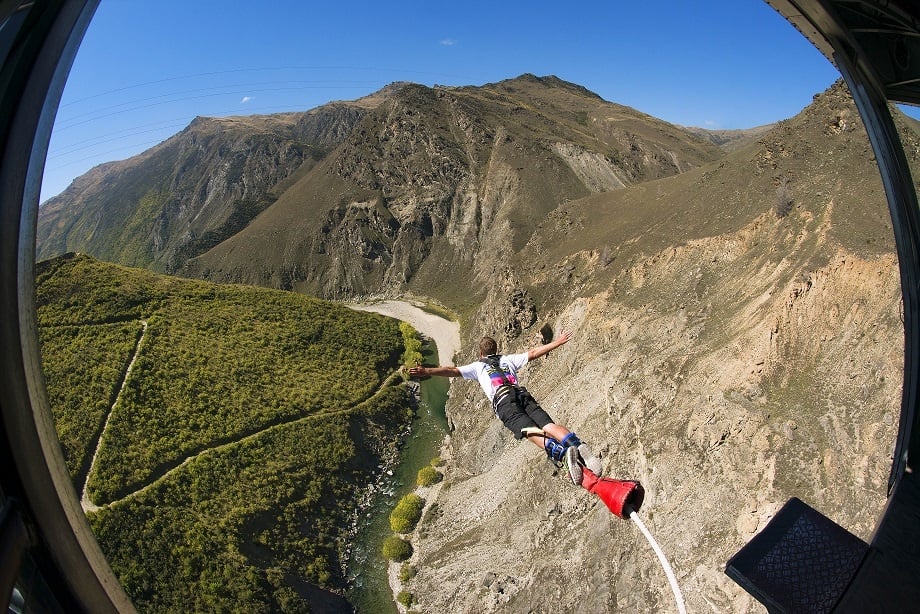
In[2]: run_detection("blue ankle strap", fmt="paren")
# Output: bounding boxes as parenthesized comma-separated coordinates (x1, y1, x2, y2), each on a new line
(544, 438, 566, 462)
(560, 433, 582, 449)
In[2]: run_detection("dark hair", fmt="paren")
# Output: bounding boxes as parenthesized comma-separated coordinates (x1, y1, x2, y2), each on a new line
(479, 336, 498, 356)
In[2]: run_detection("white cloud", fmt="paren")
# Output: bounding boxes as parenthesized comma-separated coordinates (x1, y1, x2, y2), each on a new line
(440, 38, 456, 46)
(240, 96, 253, 104)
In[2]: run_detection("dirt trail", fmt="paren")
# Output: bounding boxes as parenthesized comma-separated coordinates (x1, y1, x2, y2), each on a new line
(82, 299, 460, 513)
(81, 320, 148, 513)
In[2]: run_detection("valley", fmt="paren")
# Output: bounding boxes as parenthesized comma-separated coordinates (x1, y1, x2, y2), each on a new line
(33, 73, 920, 611)
(37, 254, 418, 611)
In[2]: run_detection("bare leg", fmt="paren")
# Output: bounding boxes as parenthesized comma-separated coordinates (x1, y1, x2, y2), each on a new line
(522, 423, 572, 450)
(542, 423, 571, 443)
(523, 430, 548, 450)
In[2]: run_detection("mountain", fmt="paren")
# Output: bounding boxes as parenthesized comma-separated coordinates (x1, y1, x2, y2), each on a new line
(682, 123, 774, 151)
(401, 81, 916, 611)
(33, 73, 920, 611)
(38, 74, 732, 296)
(36, 99, 380, 272)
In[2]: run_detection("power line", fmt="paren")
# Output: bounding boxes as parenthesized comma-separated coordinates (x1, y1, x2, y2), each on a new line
(60, 65, 469, 107)
(54, 84, 375, 132)
(58, 79, 377, 124)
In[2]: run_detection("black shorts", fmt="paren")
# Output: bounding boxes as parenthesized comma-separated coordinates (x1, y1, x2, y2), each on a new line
(494, 388, 555, 439)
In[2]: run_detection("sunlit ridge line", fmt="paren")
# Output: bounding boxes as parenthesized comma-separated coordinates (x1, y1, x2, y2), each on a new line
(48, 124, 190, 159)
(45, 104, 329, 169)
(57, 79, 383, 123)
(50, 101, 322, 155)
(61, 64, 470, 107)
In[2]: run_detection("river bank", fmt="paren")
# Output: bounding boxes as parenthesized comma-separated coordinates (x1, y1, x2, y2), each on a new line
(345, 299, 460, 612)
(348, 300, 461, 367)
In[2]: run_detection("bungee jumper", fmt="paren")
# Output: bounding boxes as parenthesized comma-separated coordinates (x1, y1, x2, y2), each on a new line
(407, 330, 643, 514)
(409, 329, 685, 612)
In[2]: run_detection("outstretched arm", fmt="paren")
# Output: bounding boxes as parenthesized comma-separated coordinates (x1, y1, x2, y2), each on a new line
(527, 330, 572, 361)
(409, 365, 461, 378)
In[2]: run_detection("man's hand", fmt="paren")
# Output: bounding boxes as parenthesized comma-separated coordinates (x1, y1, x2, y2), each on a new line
(408, 365, 427, 378)
(528, 329, 574, 361)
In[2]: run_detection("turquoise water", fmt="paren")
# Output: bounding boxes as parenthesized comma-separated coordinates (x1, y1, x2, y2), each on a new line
(346, 341, 449, 613)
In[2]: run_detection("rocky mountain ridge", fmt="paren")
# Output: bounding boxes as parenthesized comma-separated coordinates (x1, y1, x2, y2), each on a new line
(396, 80, 914, 612)
(180, 75, 736, 301)
(38, 74, 731, 299)
(37, 101, 376, 272)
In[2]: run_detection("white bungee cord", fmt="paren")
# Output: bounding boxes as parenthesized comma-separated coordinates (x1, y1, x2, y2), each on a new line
(628, 509, 687, 614)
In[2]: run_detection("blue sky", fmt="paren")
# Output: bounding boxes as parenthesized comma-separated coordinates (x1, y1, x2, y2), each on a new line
(42, 0, 882, 202)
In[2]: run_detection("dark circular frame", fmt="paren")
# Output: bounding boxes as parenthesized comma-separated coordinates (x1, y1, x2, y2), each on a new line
(0, 1, 917, 611)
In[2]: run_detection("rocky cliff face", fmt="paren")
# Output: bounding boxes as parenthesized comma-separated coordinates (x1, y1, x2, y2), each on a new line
(397, 81, 914, 612)
(409, 242, 901, 614)
(182, 76, 726, 301)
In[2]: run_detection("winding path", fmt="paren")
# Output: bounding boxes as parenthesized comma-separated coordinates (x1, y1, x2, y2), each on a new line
(78, 300, 461, 513)
(81, 320, 148, 513)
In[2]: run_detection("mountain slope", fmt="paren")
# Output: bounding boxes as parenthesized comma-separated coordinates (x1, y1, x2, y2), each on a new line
(36, 253, 415, 611)
(36, 101, 379, 272)
(37, 75, 727, 299)
(399, 80, 915, 612)
(182, 74, 726, 300)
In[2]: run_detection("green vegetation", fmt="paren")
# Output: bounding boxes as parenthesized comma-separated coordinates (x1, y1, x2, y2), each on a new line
(416, 455, 444, 487)
(416, 465, 442, 487)
(399, 563, 416, 582)
(415, 301, 457, 322)
(37, 253, 414, 611)
(382, 536, 413, 562)
(38, 321, 143, 486)
(389, 493, 425, 534)
(117, 190, 171, 269)
(400, 321, 423, 368)
(37, 254, 403, 504)
(397, 591, 414, 607)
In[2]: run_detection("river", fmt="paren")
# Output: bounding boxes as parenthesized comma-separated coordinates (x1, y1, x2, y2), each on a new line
(345, 301, 459, 613)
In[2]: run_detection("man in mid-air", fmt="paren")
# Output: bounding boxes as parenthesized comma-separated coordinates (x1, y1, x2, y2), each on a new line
(409, 330, 602, 484)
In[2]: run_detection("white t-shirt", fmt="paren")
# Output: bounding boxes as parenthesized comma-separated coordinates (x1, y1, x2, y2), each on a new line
(457, 352, 529, 403)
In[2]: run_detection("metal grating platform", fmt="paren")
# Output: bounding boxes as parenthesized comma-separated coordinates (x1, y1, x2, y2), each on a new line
(725, 498, 869, 613)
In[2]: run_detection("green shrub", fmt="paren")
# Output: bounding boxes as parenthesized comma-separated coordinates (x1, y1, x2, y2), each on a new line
(382, 536, 413, 562)
(399, 322, 423, 368)
(429, 456, 444, 467)
(390, 493, 425, 533)
(397, 591, 414, 607)
(416, 465, 442, 487)
(399, 563, 416, 582)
